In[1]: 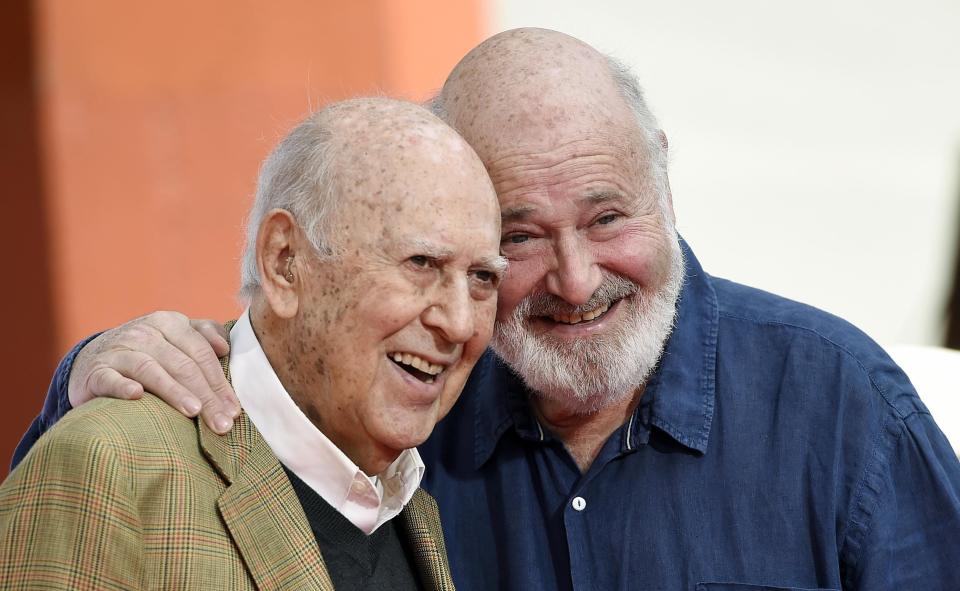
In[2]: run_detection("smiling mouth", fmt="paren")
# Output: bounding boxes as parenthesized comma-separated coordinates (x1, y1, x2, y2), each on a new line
(540, 298, 620, 325)
(389, 352, 445, 384)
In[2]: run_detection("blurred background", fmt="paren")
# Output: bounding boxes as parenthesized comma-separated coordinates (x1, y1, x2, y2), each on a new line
(3, 0, 959, 467)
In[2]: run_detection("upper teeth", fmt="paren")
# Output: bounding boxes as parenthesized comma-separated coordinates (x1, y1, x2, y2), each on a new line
(391, 352, 444, 376)
(550, 302, 610, 325)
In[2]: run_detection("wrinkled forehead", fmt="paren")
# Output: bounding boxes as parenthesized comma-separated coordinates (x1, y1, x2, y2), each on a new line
(364, 180, 502, 267)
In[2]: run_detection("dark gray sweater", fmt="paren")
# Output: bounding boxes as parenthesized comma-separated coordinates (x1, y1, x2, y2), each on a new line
(283, 465, 422, 590)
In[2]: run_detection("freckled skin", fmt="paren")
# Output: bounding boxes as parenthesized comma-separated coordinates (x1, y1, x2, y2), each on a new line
(254, 99, 501, 475)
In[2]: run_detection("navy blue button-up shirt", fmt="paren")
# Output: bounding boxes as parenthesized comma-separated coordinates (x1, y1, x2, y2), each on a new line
(13, 241, 960, 590)
(417, 241, 960, 590)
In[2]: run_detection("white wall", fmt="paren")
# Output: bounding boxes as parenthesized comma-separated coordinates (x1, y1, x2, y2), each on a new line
(491, 0, 960, 346)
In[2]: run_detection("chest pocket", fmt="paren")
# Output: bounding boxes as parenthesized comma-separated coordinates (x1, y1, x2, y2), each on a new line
(697, 583, 839, 591)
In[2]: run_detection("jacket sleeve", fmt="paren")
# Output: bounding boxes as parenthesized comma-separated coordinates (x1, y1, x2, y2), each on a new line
(845, 410, 960, 589)
(0, 422, 144, 589)
(10, 333, 101, 471)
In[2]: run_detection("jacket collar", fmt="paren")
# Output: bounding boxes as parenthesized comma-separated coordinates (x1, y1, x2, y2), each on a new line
(199, 364, 336, 591)
(396, 489, 457, 590)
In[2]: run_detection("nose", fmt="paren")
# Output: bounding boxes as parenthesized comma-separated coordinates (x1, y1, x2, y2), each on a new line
(422, 276, 475, 344)
(544, 233, 602, 305)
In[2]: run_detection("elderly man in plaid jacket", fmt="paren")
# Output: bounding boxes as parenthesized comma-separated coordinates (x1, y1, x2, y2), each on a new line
(0, 98, 504, 590)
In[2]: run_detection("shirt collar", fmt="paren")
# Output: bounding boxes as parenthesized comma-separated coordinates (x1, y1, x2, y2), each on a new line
(642, 238, 718, 453)
(229, 310, 425, 534)
(472, 237, 718, 468)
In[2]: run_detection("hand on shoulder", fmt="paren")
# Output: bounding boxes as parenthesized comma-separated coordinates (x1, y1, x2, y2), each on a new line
(68, 311, 240, 434)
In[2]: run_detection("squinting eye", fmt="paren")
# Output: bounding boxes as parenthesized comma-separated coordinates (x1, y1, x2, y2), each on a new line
(596, 214, 619, 225)
(504, 234, 529, 244)
(470, 269, 499, 293)
(409, 255, 429, 267)
(474, 270, 494, 283)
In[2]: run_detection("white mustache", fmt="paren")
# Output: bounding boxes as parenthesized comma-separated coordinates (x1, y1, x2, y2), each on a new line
(519, 275, 640, 318)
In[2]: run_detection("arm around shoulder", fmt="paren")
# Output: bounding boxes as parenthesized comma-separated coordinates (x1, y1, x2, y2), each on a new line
(10, 332, 100, 472)
(10, 310, 241, 471)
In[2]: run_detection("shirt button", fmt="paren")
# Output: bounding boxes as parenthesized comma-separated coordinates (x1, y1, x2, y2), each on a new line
(572, 496, 586, 511)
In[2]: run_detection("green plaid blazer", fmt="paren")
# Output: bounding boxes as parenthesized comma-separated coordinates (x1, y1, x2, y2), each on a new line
(0, 358, 455, 590)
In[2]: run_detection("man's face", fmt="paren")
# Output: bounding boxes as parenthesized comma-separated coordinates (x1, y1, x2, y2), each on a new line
(486, 128, 684, 413)
(436, 29, 687, 413)
(286, 122, 501, 466)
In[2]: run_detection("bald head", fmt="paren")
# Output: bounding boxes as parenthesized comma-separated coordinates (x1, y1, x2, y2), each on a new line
(321, 97, 473, 164)
(431, 28, 668, 211)
(437, 30, 628, 154)
(241, 97, 494, 298)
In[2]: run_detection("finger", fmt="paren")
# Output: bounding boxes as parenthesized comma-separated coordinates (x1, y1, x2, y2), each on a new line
(84, 366, 145, 401)
(152, 314, 240, 414)
(96, 350, 203, 416)
(189, 319, 241, 418)
(68, 330, 115, 407)
(190, 319, 230, 357)
(145, 330, 239, 433)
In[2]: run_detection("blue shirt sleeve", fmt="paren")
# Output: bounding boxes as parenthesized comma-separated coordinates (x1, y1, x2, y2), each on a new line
(845, 410, 960, 589)
(10, 333, 102, 471)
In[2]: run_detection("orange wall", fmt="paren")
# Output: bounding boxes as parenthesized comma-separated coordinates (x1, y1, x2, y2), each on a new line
(3, 0, 484, 470)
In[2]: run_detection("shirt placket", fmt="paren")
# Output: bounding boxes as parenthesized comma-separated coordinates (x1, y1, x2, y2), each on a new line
(562, 408, 649, 591)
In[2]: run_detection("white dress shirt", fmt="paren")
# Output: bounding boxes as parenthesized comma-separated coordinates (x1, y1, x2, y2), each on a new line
(228, 310, 425, 534)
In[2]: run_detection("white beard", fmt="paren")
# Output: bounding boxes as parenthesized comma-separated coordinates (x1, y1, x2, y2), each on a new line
(490, 236, 685, 415)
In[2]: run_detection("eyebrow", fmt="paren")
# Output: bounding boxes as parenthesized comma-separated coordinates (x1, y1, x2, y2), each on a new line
(407, 239, 508, 276)
(501, 191, 630, 223)
(408, 238, 454, 259)
(477, 255, 509, 277)
(500, 204, 537, 223)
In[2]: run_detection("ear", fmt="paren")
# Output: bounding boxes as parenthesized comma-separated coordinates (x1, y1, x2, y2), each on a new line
(656, 129, 676, 224)
(657, 129, 669, 152)
(256, 208, 304, 319)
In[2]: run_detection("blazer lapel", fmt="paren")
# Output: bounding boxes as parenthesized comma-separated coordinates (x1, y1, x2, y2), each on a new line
(200, 353, 335, 591)
(397, 489, 457, 591)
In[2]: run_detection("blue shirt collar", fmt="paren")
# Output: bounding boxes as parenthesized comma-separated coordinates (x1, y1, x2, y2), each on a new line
(472, 238, 718, 468)
(644, 238, 718, 453)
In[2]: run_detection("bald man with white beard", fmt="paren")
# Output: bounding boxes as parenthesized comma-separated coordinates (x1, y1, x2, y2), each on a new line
(13, 29, 960, 591)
